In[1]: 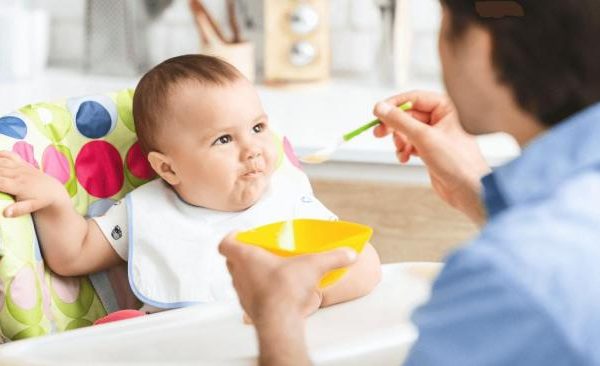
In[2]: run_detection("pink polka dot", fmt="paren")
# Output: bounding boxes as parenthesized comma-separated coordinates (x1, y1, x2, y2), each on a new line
(51, 276, 79, 304)
(10, 266, 37, 309)
(75, 141, 124, 198)
(283, 137, 302, 170)
(42, 145, 70, 184)
(12, 141, 39, 168)
(126, 142, 155, 180)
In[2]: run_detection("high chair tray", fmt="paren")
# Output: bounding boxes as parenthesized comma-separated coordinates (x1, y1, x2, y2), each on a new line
(0, 262, 441, 366)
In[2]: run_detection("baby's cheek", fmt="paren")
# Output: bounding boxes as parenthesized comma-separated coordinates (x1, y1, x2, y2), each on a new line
(266, 144, 279, 171)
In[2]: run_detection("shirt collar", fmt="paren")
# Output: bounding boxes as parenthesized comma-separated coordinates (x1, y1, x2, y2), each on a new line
(484, 102, 600, 211)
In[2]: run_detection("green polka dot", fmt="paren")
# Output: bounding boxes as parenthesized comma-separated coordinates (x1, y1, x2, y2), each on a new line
(6, 271, 43, 326)
(65, 318, 92, 330)
(85, 298, 108, 321)
(117, 88, 136, 132)
(0, 192, 13, 201)
(51, 277, 94, 319)
(20, 103, 72, 143)
(1, 214, 35, 262)
(12, 325, 46, 340)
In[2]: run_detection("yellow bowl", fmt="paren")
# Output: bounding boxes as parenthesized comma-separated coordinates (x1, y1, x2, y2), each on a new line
(236, 219, 373, 287)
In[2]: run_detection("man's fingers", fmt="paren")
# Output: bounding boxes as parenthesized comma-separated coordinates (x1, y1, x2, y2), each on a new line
(374, 109, 430, 141)
(384, 90, 447, 114)
(393, 132, 408, 152)
(408, 110, 431, 124)
(219, 232, 272, 262)
(3, 200, 45, 217)
(373, 123, 392, 138)
(242, 312, 253, 325)
(225, 259, 234, 273)
(401, 142, 413, 163)
(307, 248, 357, 275)
(374, 101, 428, 139)
(218, 232, 243, 257)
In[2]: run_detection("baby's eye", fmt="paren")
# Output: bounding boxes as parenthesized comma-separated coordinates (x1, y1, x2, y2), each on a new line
(213, 135, 233, 145)
(252, 123, 265, 133)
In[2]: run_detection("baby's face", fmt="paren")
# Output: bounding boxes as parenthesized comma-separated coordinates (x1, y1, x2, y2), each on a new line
(161, 78, 278, 211)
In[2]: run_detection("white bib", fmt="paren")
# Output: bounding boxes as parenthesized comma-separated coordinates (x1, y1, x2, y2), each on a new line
(125, 162, 336, 309)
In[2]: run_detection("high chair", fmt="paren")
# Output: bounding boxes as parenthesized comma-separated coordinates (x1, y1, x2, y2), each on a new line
(0, 88, 302, 341)
(0, 89, 440, 364)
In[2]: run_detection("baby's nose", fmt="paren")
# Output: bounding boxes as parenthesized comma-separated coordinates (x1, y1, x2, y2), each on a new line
(245, 150, 262, 160)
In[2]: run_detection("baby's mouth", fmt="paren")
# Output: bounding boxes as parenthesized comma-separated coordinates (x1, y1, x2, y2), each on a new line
(242, 170, 263, 180)
(244, 169, 261, 175)
(242, 166, 264, 178)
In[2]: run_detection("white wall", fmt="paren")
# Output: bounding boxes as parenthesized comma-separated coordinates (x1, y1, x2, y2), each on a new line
(45, 0, 441, 82)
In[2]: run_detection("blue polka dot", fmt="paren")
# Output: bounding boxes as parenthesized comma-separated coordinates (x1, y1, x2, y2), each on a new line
(34, 235, 43, 261)
(86, 199, 117, 218)
(75, 101, 113, 138)
(0, 116, 27, 139)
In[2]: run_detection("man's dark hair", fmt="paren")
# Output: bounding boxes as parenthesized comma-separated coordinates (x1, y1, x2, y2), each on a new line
(132, 54, 242, 155)
(442, 0, 600, 126)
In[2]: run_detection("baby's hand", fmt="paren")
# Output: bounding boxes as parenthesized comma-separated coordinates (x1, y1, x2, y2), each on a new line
(0, 151, 69, 218)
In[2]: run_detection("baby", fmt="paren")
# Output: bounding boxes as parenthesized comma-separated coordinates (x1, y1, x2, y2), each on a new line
(0, 54, 381, 316)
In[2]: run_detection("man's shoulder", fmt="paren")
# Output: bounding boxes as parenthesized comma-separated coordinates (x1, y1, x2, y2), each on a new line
(409, 240, 590, 366)
(427, 237, 600, 364)
(485, 169, 600, 249)
(471, 171, 600, 301)
(443, 170, 600, 359)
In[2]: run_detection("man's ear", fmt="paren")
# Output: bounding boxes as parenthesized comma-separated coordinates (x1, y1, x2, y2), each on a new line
(148, 151, 180, 185)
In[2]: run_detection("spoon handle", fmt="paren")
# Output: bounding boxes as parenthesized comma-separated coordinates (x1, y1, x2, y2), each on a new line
(342, 101, 412, 142)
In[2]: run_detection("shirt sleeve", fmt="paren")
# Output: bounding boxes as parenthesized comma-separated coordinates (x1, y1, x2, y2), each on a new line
(91, 200, 129, 261)
(403, 244, 577, 366)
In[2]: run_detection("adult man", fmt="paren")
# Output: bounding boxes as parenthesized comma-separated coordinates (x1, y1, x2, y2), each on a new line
(220, 0, 600, 364)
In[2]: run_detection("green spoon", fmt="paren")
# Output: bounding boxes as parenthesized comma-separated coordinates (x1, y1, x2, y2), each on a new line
(300, 101, 413, 164)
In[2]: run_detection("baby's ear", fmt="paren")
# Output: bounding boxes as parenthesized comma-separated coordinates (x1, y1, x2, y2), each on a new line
(147, 152, 180, 185)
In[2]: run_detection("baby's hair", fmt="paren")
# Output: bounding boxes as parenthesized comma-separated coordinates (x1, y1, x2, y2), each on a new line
(132, 54, 242, 155)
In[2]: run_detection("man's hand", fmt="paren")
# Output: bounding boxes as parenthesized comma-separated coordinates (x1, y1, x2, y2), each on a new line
(373, 91, 491, 225)
(219, 233, 356, 325)
(219, 233, 357, 366)
(242, 290, 322, 325)
(0, 151, 70, 218)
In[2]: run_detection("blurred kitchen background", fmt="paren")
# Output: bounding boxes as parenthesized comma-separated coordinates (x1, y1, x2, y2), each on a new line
(0, 0, 519, 263)
(2, 0, 441, 82)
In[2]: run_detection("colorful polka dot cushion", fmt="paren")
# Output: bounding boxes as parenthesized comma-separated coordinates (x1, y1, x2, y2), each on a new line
(0, 89, 303, 342)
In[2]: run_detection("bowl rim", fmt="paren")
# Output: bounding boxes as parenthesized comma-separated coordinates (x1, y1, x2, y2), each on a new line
(237, 218, 373, 255)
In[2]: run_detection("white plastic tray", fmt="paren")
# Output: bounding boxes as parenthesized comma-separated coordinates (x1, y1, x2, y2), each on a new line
(0, 262, 441, 366)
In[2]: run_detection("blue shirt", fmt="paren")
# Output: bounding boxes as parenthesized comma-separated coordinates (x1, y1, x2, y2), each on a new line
(404, 102, 600, 366)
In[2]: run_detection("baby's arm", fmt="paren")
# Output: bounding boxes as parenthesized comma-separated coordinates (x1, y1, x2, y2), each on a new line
(33, 202, 122, 276)
(321, 243, 381, 307)
(0, 151, 122, 276)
